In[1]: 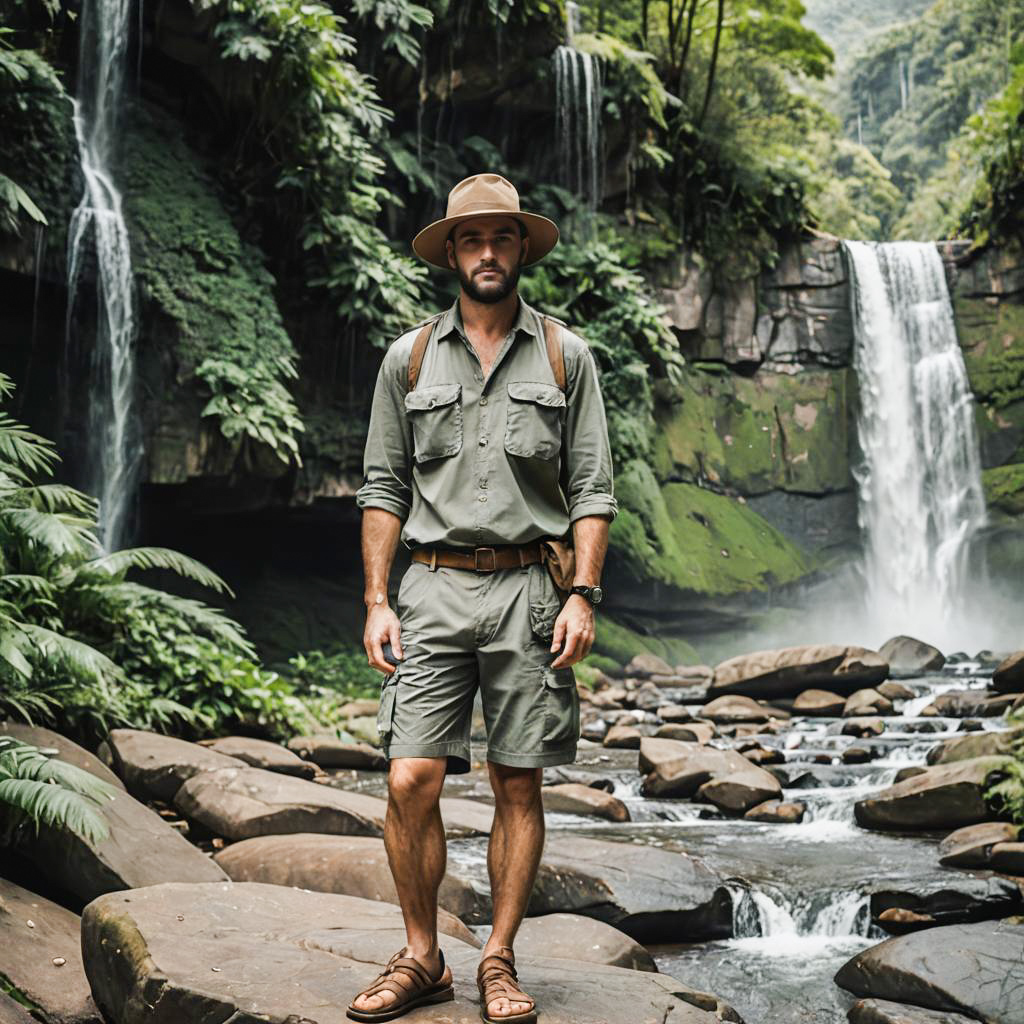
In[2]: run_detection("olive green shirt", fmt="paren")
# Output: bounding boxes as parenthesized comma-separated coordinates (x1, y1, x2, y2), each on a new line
(356, 295, 617, 548)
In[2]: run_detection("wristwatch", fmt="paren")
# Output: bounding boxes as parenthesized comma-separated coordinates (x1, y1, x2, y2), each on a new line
(570, 584, 603, 605)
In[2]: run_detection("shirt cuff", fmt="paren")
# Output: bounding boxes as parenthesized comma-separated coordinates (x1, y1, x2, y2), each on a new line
(355, 491, 409, 520)
(569, 496, 618, 523)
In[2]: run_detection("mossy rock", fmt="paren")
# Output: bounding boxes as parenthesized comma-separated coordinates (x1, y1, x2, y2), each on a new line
(954, 296, 1024, 409)
(983, 462, 1024, 517)
(592, 615, 699, 667)
(654, 365, 855, 495)
(974, 398, 1024, 468)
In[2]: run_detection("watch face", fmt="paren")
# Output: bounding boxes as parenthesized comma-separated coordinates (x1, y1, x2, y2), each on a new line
(590, 586, 603, 605)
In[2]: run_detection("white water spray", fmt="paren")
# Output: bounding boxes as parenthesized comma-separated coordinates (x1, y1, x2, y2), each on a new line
(553, 44, 602, 209)
(66, 0, 140, 551)
(845, 241, 987, 645)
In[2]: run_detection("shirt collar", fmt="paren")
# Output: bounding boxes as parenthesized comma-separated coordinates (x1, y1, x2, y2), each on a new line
(438, 294, 539, 342)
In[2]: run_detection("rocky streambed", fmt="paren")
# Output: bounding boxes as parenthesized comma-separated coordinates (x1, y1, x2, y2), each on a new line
(2, 639, 1023, 1024)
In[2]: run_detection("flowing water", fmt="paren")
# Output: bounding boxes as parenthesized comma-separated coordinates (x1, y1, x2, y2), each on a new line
(845, 240, 987, 646)
(66, 0, 140, 551)
(553, 44, 602, 208)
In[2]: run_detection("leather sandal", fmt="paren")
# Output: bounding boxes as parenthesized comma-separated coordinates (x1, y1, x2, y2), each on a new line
(346, 947, 454, 1022)
(477, 946, 537, 1024)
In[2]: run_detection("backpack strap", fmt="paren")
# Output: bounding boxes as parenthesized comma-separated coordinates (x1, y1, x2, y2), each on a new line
(406, 313, 444, 392)
(542, 315, 567, 392)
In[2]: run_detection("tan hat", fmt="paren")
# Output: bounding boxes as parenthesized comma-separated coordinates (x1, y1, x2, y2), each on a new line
(412, 173, 559, 270)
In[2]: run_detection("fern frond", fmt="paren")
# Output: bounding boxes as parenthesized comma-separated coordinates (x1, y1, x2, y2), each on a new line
(17, 623, 122, 683)
(0, 508, 99, 559)
(84, 547, 234, 596)
(0, 778, 110, 843)
(8, 484, 98, 517)
(0, 412, 59, 477)
(0, 740, 119, 799)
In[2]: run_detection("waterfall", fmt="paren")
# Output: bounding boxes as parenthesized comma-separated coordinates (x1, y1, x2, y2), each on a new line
(66, 0, 140, 551)
(553, 44, 602, 209)
(731, 884, 872, 938)
(845, 241, 987, 644)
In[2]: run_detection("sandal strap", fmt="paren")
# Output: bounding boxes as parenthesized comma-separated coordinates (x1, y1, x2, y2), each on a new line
(352, 947, 448, 1008)
(477, 948, 535, 1011)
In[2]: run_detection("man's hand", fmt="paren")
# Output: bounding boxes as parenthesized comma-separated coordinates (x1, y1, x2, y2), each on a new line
(364, 603, 404, 673)
(550, 595, 594, 669)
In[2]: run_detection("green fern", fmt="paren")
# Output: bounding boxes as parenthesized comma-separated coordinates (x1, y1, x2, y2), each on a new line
(83, 547, 235, 596)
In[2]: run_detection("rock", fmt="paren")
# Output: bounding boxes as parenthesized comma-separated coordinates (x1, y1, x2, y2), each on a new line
(834, 919, 1024, 1022)
(793, 688, 846, 716)
(743, 799, 805, 823)
(214, 834, 489, 925)
(529, 836, 733, 942)
(877, 682, 917, 702)
(938, 822, 1021, 867)
(992, 650, 1024, 694)
(585, 691, 623, 711)
(580, 717, 608, 742)
(0, 992, 35, 1024)
(603, 724, 642, 749)
(81, 882, 737, 1024)
(656, 722, 716, 743)
(638, 738, 781, 811)
(927, 726, 1024, 765)
(542, 783, 630, 822)
(870, 874, 1024, 933)
(658, 704, 696, 723)
(843, 746, 874, 764)
(514, 914, 657, 972)
(711, 644, 888, 700)
(843, 689, 895, 717)
(700, 694, 775, 723)
(853, 757, 1014, 831)
(0, 879, 100, 1023)
(894, 767, 927, 783)
(739, 745, 785, 766)
(989, 841, 1024, 873)
(843, 717, 886, 737)
(927, 691, 989, 717)
(0, 722, 123, 790)
(286, 735, 387, 770)
(878, 636, 946, 676)
(336, 698, 381, 717)
(101, 729, 245, 801)
(632, 682, 664, 711)
(847, 997, 979, 1023)
(625, 652, 674, 678)
(675, 664, 714, 682)
(201, 736, 318, 779)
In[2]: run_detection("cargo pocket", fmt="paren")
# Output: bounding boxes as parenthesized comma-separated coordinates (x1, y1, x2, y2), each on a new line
(376, 673, 399, 745)
(505, 381, 565, 460)
(527, 563, 562, 641)
(542, 667, 580, 746)
(404, 383, 463, 463)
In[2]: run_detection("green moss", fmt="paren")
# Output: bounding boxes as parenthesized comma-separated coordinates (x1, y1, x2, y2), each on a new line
(592, 614, 699, 667)
(983, 462, 1024, 516)
(655, 364, 854, 495)
(954, 296, 1024, 409)
(581, 652, 623, 675)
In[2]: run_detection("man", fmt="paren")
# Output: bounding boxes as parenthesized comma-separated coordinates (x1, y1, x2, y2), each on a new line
(348, 173, 616, 1024)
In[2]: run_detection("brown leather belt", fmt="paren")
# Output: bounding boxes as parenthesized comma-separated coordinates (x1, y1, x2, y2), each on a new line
(411, 542, 543, 572)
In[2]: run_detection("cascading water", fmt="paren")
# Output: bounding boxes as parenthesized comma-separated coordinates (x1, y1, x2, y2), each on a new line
(66, 0, 140, 551)
(845, 241, 987, 645)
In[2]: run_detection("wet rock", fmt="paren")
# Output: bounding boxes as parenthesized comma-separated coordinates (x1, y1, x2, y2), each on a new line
(542, 783, 630, 822)
(989, 841, 1024, 873)
(877, 682, 917, 702)
(739, 744, 785, 766)
(843, 689, 895, 717)
(675, 664, 714, 683)
(81, 881, 738, 1024)
(1, 722, 124, 790)
(992, 650, 1024, 694)
(700, 694, 783, 723)
(214, 834, 487, 926)
(585, 691, 623, 711)
(580, 717, 608, 742)
(743, 799, 805, 823)
(847, 997, 978, 1024)
(633, 682, 664, 711)
(894, 767, 928, 783)
(603, 724, 642, 749)
(844, 746, 874, 764)
(834, 918, 1024, 1022)
(100, 729, 244, 801)
(656, 722, 716, 743)
(926, 727, 1024, 765)
(793, 688, 846, 716)
(878, 636, 946, 677)
(924, 690, 1000, 717)
(658, 703, 696, 723)
(200, 736, 318, 778)
(842, 717, 886, 737)
(514, 914, 657, 972)
(625, 653, 674, 678)
(336, 698, 381, 717)
(0, 992, 35, 1024)
(286, 736, 387, 770)
(853, 756, 1014, 831)
(938, 822, 1021, 867)
(869, 874, 1024, 933)
(0, 879, 100, 1023)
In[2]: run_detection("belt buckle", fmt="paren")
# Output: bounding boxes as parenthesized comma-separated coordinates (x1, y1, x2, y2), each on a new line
(474, 546, 496, 572)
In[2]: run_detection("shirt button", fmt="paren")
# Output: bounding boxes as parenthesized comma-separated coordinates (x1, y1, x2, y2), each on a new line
(480, 397, 488, 406)
(479, 438, 488, 446)
(478, 494, 487, 502)
(474, 373, 483, 383)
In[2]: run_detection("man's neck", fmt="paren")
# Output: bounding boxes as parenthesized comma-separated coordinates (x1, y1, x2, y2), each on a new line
(458, 289, 519, 342)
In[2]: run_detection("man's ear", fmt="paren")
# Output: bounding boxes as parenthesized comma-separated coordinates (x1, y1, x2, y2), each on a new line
(446, 239, 456, 270)
(520, 233, 530, 263)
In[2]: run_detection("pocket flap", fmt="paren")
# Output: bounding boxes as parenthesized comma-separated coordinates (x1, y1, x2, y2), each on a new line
(404, 382, 461, 412)
(507, 381, 566, 408)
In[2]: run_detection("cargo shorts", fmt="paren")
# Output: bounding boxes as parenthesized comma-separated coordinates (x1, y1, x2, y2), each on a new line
(376, 559, 580, 774)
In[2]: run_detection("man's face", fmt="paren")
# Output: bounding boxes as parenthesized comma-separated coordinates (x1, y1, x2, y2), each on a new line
(446, 215, 530, 304)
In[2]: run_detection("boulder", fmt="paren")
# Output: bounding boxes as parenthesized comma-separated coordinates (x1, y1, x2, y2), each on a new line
(926, 727, 1023, 765)
(100, 729, 244, 801)
(656, 722, 716, 743)
(854, 757, 1014, 831)
(847, 997, 979, 1023)
(0, 992, 35, 1024)
(699, 695, 771, 723)
(658, 704, 696, 723)
(938, 822, 1020, 867)
(0, 722, 123, 790)
(625, 653, 674, 678)
(214, 834, 488, 926)
(869, 874, 1024, 933)
(710, 644, 888, 700)
(743, 799, 805, 823)
(0, 879, 100, 1023)
(878, 682, 917, 702)
(81, 882, 738, 1024)
(844, 747, 874, 764)
(843, 717, 886, 738)
(793, 689, 846, 716)
(834, 919, 1024, 1022)
(529, 835, 733, 942)
(843, 689, 895, 717)
(992, 650, 1024, 694)
(675, 664, 714, 682)
(336, 699, 381, 717)
(542, 783, 630, 822)
(878, 636, 946, 676)
(514, 914, 656, 972)
(989, 841, 1024, 873)
(603, 724, 642, 749)
(201, 736, 318, 778)
(286, 736, 387, 770)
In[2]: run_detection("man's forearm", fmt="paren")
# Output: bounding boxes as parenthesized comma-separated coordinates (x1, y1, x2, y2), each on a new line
(571, 514, 610, 587)
(362, 507, 403, 607)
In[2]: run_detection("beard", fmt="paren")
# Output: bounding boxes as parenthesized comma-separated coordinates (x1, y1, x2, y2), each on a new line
(457, 258, 521, 304)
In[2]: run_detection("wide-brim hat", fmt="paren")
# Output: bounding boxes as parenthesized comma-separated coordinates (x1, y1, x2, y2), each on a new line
(412, 173, 559, 270)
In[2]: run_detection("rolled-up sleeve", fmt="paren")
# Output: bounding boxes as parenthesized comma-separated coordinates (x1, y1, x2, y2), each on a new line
(355, 344, 412, 520)
(564, 345, 618, 522)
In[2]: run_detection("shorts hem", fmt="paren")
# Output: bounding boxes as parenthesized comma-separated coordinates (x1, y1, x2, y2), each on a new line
(385, 741, 471, 774)
(485, 746, 578, 768)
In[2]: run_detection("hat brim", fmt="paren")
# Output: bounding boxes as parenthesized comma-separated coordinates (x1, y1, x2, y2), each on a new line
(412, 209, 559, 270)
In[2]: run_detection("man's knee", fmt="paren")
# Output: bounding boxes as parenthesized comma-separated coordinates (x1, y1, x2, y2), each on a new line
(388, 756, 446, 809)
(488, 763, 542, 809)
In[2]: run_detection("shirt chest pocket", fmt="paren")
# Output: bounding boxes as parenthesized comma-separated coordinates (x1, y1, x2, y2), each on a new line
(504, 381, 565, 460)
(404, 383, 463, 463)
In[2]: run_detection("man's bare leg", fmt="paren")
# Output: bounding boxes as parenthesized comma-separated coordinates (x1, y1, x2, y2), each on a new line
(482, 763, 544, 1018)
(351, 756, 447, 1014)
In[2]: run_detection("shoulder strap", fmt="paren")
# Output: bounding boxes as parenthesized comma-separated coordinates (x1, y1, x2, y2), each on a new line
(406, 313, 444, 392)
(542, 315, 567, 392)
